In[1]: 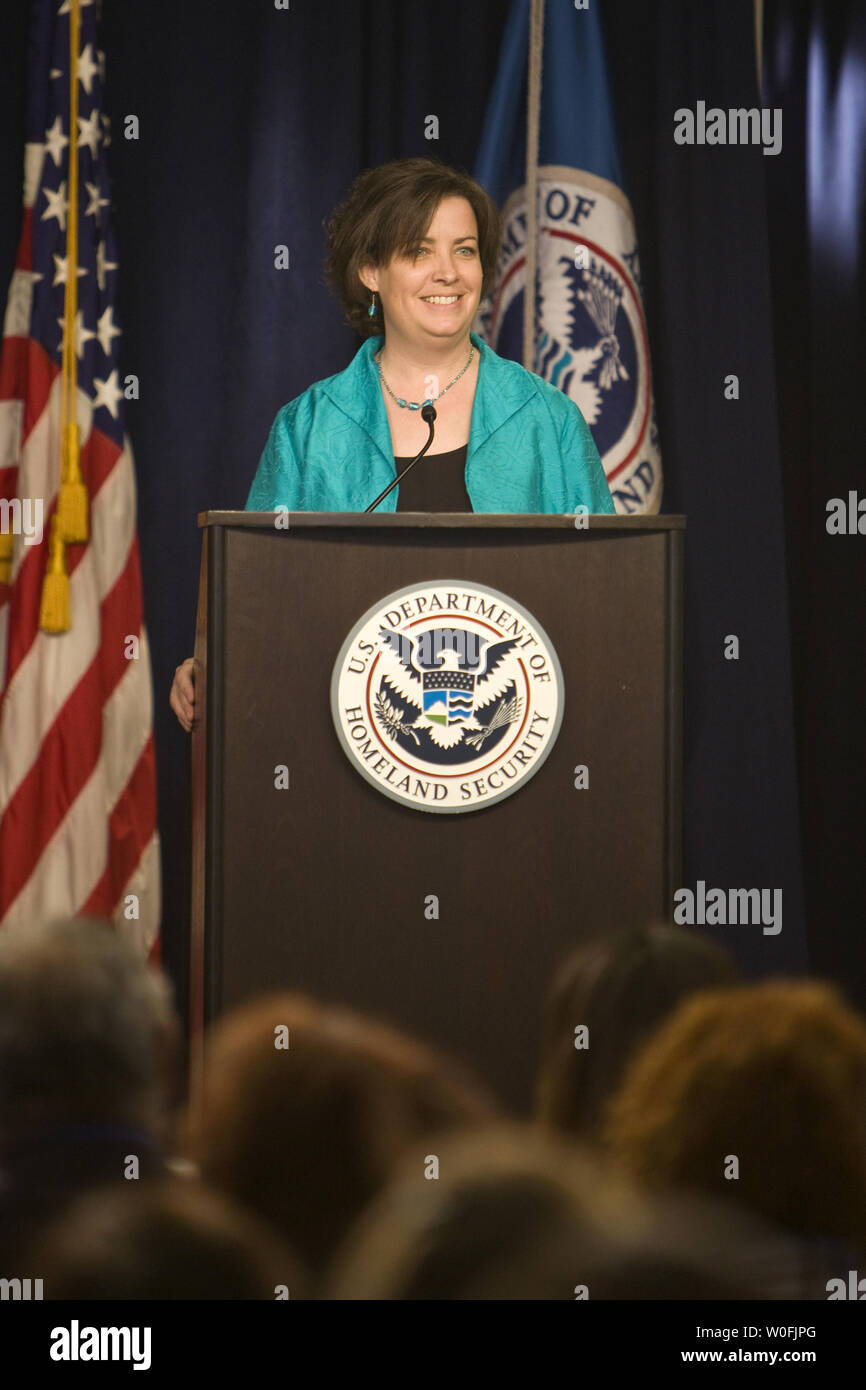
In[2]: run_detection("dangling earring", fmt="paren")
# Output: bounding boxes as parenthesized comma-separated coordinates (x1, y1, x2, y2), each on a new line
(368, 292, 378, 318)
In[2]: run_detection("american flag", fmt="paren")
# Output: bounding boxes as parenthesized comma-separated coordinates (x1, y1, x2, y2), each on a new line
(0, 0, 160, 954)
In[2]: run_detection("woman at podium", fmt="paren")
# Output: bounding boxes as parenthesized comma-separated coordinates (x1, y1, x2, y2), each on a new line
(170, 157, 613, 730)
(245, 157, 613, 518)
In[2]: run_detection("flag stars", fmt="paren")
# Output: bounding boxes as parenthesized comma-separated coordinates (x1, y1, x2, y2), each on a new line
(96, 305, 121, 355)
(100, 113, 111, 148)
(77, 43, 99, 95)
(92, 369, 124, 419)
(51, 253, 88, 288)
(44, 116, 69, 168)
(41, 181, 68, 230)
(78, 111, 101, 159)
(84, 181, 109, 222)
(57, 309, 96, 359)
(96, 240, 118, 292)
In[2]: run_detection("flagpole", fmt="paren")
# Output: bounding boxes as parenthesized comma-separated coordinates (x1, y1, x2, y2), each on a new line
(62, 0, 87, 546)
(42, 0, 88, 633)
(523, 0, 545, 371)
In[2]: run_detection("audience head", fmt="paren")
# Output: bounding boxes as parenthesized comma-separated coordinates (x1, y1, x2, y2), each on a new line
(0, 916, 178, 1146)
(31, 1179, 305, 1299)
(329, 1125, 765, 1299)
(537, 923, 737, 1138)
(187, 993, 495, 1275)
(605, 979, 866, 1252)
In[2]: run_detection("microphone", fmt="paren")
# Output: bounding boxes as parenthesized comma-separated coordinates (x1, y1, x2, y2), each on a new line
(364, 403, 437, 513)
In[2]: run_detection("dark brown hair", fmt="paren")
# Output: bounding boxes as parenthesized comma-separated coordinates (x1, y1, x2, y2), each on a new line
(33, 1179, 305, 1300)
(185, 993, 495, 1277)
(605, 980, 866, 1251)
(324, 158, 501, 337)
(536, 924, 737, 1139)
(329, 1126, 764, 1300)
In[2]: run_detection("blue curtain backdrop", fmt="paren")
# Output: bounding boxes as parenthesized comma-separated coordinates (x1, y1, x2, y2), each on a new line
(599, 0, 808, 982)
(2, 0, 862, 1068)
(763, 0, 866, 1007)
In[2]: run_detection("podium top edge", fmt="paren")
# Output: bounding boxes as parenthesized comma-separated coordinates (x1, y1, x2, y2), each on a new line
(197, 511, 686, 531)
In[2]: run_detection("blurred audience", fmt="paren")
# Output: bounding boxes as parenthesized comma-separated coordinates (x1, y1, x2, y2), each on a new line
(29, 1179, 305, 1300)
(7, 914, 866, 1301)
(185, 993, 495, 1280)
(604, 979, 866, 1295)
(0, 916, 179, 1266)
(328, 1125, 770, 1299)
(536, 924, 737, 1139)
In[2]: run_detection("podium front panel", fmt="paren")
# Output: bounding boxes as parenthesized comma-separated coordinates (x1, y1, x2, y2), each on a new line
(193, 514, 682, 1111)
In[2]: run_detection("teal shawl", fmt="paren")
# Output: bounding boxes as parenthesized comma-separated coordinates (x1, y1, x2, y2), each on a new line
(245, 331, 615, 514)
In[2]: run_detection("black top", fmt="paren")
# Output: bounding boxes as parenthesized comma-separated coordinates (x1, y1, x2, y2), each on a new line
(394, 443, 472, 512)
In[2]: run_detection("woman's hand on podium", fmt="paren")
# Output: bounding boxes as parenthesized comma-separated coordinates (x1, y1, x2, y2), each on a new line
(170, 657, 197, 732)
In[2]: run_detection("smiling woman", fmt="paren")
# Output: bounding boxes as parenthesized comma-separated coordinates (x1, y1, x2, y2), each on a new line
(358, 193, 486, 461)
(244, 157, 613, 517)
(169, 157, 614, 734)
(324, 159, 500, 342)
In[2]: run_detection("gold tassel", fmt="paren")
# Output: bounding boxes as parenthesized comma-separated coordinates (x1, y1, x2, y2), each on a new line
(57, 421, 88, 543)
(39, 514, 70, 633)
(0, 524, 12, 586)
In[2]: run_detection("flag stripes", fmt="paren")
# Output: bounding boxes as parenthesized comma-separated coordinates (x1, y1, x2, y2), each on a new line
(0, 0, 160, 951)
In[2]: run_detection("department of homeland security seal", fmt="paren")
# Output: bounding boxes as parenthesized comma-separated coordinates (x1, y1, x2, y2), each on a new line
(331, 582, 564, 813)
(475, 165, 662, 514)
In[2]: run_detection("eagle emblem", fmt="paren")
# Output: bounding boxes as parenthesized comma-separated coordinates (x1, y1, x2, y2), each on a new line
(375, 624, 524, 754)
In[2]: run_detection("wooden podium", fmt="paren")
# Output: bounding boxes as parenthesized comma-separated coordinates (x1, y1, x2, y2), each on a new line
(191, 512, 683, 1110)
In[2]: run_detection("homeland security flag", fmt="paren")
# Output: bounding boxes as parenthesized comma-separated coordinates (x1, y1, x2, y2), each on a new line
(0, 0, 160, 952)
(474, 0, 662, 513)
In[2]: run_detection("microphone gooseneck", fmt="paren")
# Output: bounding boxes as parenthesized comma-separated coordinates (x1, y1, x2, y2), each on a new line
(364, 404, 437, 514)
